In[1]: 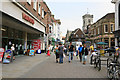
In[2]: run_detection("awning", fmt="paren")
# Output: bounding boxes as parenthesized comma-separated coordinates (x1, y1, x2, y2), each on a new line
(96, 42, 108, 45)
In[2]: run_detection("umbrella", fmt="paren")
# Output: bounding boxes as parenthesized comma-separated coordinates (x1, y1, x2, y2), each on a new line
(96, 42, 108, 45)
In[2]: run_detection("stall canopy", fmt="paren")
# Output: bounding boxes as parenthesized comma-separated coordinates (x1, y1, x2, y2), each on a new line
(96, 42, 108, 45)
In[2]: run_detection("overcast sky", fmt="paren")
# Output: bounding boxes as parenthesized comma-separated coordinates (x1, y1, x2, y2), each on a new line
(44, 0, 115, 36)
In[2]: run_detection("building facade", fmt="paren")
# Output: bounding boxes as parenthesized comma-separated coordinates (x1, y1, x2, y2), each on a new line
(112, 0, 120, 47)
(0, 0, 59, 54)
(69, 28, 85, 42)
(65, 30, 72, 43)
(48, 15, 61, 45)
(90, 13, 115, 48)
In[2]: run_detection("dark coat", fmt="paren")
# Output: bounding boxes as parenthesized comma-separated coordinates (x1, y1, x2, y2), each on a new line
(82, 47, 88, 56)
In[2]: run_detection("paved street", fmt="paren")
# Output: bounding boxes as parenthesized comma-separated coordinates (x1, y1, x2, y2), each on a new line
(2, 53, 108, 78)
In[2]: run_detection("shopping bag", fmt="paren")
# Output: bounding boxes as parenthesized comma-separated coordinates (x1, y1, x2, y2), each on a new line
(73, 52, 76, 56)
(47, 50, 50, 56)
(63, 54, 66, 58)
(85, 56, 87, 60)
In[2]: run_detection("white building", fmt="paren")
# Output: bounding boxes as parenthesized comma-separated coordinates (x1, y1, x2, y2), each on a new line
(112, 0, 120, 47)
(53, 19, 61, 42)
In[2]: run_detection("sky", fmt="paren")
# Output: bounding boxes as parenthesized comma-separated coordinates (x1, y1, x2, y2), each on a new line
(44, 0, 115, 36)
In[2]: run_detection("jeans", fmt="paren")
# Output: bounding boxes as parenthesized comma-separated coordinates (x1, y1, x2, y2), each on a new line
(69, 52, 73, 61)
(82, 55, 87, 62)
(76, 51, 78, 56)
(79, 52, 82, 62)
(59, 54, 63, 63)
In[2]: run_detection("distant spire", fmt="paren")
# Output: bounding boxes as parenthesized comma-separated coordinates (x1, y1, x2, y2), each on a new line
(87, 8, 89, 14)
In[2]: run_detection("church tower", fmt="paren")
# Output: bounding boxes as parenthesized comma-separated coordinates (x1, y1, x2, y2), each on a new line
(82, 14, 93, 33)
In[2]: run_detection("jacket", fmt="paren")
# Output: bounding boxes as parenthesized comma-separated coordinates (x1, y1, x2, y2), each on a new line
(82, 47, 88, 56)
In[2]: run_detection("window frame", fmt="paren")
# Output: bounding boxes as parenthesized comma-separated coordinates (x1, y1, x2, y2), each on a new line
(110, 24, 114, 33)
(94, 29, 96, 35)
(98, 27, 100, 34)
(33, 0, 37, 11)
(27, 0, 31, 5)
(104, 24, 108, 33)
(42, 7, 44, 18)
(38, 2, 41, 15)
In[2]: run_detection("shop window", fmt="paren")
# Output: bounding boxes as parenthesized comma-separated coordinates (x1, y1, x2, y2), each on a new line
(33, 0, 37, 11)
(38, 2, 41, 15)
(2, 26, 8, 37)
(27, 0, 31, 5)
(104, 24, 108, 33)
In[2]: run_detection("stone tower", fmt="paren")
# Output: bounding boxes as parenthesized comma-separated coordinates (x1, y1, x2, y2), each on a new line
(82, 14, 93, 33)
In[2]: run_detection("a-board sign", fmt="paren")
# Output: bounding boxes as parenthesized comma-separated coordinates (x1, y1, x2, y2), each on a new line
(0, 48, 5, 62)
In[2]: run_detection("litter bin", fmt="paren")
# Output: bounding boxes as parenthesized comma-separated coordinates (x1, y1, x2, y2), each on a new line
(100, 49, 104, 56)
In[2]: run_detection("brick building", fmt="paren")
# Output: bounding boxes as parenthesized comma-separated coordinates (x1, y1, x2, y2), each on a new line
(69, 28, 85, 42)
(90, 13, 115, 48)
(0, 0, 59, 54)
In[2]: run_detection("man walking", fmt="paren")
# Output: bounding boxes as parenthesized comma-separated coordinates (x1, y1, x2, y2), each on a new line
(58, 43, 64, 64)
(78, 44, 83, 62)
(68, 42, 75, 63)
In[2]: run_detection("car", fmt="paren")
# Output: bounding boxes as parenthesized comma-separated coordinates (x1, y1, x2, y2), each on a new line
(104, 47, 116, 56)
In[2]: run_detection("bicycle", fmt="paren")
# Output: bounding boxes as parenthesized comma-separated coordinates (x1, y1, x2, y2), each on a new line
(107, 55, 120, 80)
(94, 54, 101, 71)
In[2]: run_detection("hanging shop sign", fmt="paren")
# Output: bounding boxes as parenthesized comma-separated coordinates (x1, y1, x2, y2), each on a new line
(22, 13, 34, 24)
(0, 48, 4, 62)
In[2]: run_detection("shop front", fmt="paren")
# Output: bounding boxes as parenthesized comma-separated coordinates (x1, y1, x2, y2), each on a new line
(1, 12, 45, 55)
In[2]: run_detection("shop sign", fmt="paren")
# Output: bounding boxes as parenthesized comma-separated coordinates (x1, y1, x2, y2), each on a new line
(22, 13, 34, 24)
(0, 48, 5, 62)
(32, 39, 41, 50)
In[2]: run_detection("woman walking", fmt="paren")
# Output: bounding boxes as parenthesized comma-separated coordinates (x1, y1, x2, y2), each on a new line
(55, 45, 59, 63)
(82, 44, 88, 65)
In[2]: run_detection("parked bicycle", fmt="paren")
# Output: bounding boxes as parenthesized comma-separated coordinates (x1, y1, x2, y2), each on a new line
(107, 55, 120, 80)
(94, 54, 101, 71)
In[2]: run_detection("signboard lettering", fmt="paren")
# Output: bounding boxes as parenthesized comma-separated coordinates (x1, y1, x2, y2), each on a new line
(22, 13, 34, 24)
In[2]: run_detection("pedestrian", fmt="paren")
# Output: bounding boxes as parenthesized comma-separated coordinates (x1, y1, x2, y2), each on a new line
(68, 42, 75, 63)
(47, 45, 51, 56)
(64, 46, 67, 56)
(78, 44, 83, 62)
(82, 44, 88, 65)
(76, 44, 79, 57)
(58, 43, 64, 64)
(55, 45, 59, 63)
(11, 44, 15, 60)
(90, 45, 94, 54)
